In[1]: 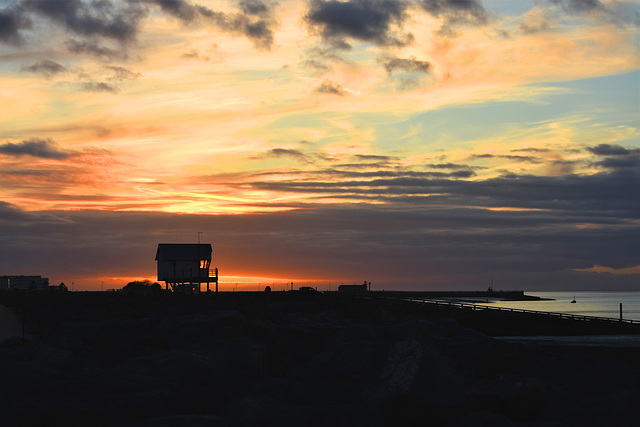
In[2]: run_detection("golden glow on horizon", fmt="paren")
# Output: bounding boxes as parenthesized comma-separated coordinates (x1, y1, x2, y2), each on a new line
(483, 207, 550, 212)
(83, 274, 336, 292)
(574, 265, 640, 275)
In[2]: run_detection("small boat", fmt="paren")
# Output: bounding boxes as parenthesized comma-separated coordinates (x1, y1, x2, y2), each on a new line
(571, 296, 576, 303)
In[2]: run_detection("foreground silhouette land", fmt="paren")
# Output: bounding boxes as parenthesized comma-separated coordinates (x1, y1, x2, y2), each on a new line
(1, 291, 639, 427)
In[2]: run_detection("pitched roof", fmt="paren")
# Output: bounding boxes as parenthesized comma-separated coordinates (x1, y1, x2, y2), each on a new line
(155, 244, 212, 261)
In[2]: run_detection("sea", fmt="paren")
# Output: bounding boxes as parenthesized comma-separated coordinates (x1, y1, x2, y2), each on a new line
(484, 290, 640, 348)
(486, 290, 640, 322)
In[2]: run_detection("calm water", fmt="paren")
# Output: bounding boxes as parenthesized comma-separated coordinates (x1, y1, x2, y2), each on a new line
(486, 291, 640, 321)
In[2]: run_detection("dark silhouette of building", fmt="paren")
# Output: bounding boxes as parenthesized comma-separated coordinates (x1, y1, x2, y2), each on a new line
(338, 280, 369, 293)
(0, 275, 49, 291)
(155, 244, 218, 293)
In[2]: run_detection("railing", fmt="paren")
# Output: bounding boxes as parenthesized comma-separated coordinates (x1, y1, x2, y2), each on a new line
(401, 298, 640, 325)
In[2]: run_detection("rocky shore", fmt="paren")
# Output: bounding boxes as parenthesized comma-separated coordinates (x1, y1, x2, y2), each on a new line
(1, 291, 639, 426)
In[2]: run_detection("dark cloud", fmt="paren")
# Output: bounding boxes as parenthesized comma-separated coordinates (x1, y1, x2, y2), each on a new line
(261, 148, 311, 163)
(426, 162, 478, 170)
(300, 46, 346, 74)
(549, 0, 603, 14)
(446, 170, 475, 178)
(353, 154, 394, 162)
(417, 0, 490, 36)
(380, 55, 432, 75)
(419, 0, 488, 18)
(203, 0, 278, 51)
(334, 162, 390, 169)
(80, 81, 119, 93)
(588, 144, 631, 156)
(588, 144, 640, 170)
(0, 138, 75, 160)
(64, 39, 123, 59)
(595, 156, 640, 169)
(20, 59, 137, 93)
(512, 147, 551, 153)
(519, 10, 552, 34)
(181, 44, 223, 62)
(314, 79, 348, 96)
(22, 0, 146, 43)
(21, 59, 68, 78)
(378, 54, 434, 90)
(305, 0, 413, 49)
(470, 153, 541, 163)
(2, 0, 278, 52)
(0, 201, 29, 222)
(143, 0, 200, 22)
(548, 0, 640, 26)
(105, 65, 141, 81)
(181, 49, 201, 59)
(143, 0, 278, 50)
(239, 167, 640, 223)
(240, 0, 270, 16)
(0, 4, 31, 44)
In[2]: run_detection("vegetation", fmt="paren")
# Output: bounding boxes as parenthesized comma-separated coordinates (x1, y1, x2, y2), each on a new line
(122, 280, 162, 294)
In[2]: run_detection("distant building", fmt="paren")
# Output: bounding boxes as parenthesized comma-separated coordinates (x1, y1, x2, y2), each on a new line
(0, 275, 49, 291)
(155, 243, 218, 293)
(338, 280, 370, 293)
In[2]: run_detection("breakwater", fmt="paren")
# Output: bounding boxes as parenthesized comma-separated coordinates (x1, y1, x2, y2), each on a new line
(370, 290, 540, 301)
(394, 297, 640, 336)
(1, 291, 640, 426)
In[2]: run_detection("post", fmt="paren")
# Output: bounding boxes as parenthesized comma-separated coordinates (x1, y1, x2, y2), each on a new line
(620, 303, 623, 321)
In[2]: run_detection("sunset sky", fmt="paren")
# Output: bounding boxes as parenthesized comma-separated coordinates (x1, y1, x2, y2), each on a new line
(1, 0, 639, 291)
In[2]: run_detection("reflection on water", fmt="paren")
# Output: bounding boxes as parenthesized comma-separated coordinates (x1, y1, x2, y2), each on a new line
(486, 291, 640, 321)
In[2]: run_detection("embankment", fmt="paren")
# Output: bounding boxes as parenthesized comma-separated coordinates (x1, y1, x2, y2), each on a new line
(0, 291, 638, 427)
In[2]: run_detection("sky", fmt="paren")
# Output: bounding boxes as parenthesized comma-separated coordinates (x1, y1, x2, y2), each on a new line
(0, 0, 639, 291)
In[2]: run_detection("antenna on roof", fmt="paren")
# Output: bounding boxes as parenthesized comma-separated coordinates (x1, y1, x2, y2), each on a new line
(198, 231, 202, 244)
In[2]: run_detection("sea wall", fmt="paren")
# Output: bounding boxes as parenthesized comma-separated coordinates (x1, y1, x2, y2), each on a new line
(0, 304, 24, 341)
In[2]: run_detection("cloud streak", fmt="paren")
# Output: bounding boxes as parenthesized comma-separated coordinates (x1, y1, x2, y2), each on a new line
(21, 59, 68, 78)
(418, 0, 491, 36)
(0, 138, 76, 159)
